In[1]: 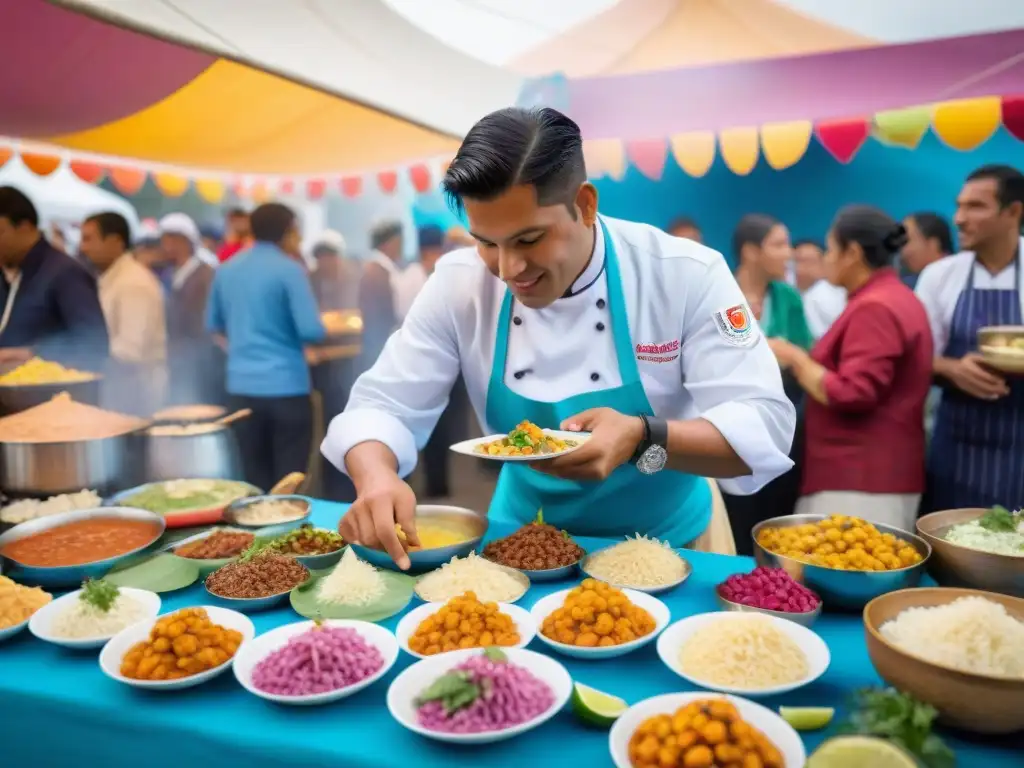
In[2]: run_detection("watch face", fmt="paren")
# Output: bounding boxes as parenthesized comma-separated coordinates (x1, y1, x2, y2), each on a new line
(637, 445, 668, 475)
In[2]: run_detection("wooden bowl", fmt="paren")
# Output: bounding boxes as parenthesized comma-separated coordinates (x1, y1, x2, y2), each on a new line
(917, 508, 1024, 597)
(863, 587, 1024, 734)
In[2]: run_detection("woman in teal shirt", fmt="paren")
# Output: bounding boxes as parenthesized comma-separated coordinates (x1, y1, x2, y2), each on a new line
(725, 214, 812, 553)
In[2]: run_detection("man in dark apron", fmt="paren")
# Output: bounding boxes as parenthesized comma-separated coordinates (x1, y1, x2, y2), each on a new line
(923, 165, 1024, 511)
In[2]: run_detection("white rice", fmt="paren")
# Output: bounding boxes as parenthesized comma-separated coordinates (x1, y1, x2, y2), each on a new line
(584, 534, 688, 587)
(317, 548, 385, 606)
(416, 552, 525, 603)
(880, 596, 1024, 678)
(50, 593, 148, 639)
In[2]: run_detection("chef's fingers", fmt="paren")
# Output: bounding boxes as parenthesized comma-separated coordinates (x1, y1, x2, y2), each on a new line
(371, 495, 410, 570)
(394, 484, 420, 549)
(560, 408, 603, 432)
(355, 504, 380, 549)
(338, 506, 361, 543)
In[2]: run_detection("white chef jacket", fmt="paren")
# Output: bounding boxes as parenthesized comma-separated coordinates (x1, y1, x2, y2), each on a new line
(323, 216, 796, 496)
(914, 237, 1024, 354)
(801, 280, 847, 340)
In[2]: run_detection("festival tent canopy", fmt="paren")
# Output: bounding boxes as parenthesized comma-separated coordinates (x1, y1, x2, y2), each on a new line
(0, 0, 523, 174)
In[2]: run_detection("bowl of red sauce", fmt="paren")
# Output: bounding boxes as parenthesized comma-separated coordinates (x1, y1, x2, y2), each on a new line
(0, 507, 165, 588)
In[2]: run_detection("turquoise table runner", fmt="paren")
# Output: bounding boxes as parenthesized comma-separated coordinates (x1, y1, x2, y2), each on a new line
(1, 501, 1018, 766)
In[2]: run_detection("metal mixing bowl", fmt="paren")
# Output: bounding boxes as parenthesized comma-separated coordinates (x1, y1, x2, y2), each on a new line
(350, 505, 488, 572)
(715, 589, 822, 627)
(916, 508, 1024, 598)
(0, 506, 166, 588)
(751, 514, 931, 611)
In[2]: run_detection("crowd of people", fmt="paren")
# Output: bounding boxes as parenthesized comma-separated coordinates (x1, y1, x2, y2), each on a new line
(1, 145, 1022, 559)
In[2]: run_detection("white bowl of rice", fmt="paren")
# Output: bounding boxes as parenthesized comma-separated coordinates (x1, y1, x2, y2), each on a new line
(579, 535, 692, 594)
(29, 587, 161, 649)
(656, 611, 830, 697)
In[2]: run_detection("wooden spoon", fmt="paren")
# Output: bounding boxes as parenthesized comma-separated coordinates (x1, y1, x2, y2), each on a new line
(270, 472, 306, 495)
(214, 408, 252, 427)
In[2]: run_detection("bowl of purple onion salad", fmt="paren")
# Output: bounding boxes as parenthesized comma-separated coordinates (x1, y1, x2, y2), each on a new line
(233, 619, 399, 705)
(386, 646, 573, 744)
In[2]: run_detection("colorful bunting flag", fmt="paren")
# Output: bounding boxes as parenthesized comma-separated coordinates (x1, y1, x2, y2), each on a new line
(69, 161, 104, 184)
(872, 106, 931, 149)
(760, 122, 813, 171)
(669, 132, 715, 178)
(719, 127, 760, 176)
(377, 170, 398, 194)
(1002, 95, 1024, 142)
(625, 139, 669, 181)
(815, 117, 870, 164)
(933, 97, 1002, 151)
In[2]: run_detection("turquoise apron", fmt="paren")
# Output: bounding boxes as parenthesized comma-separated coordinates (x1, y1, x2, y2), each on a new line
(485, 218, 711, 546)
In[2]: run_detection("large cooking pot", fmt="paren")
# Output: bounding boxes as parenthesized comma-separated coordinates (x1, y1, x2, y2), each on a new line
(0, 376, 102, 416)
(144, 423, 243, 482)
(0, 430, 144, 497)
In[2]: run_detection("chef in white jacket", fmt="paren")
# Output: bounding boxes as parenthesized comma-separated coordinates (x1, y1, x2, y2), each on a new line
(323, 107, 796, 569)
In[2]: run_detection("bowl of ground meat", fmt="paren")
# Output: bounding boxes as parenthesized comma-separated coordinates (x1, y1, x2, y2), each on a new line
(482, 522, 586, 582)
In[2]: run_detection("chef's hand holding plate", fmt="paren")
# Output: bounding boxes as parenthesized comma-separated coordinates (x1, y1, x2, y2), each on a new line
(949, 352, 1009, 400)
(531, 407, 645, 481)
(338, 473, 420, 570)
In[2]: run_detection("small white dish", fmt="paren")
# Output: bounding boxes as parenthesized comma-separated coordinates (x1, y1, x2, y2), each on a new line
(449, 430, 590, 461)
(0, 616, 29, 642)
(395, 601, 536, 659)
(29, 587, 161, 649)
(529, 587, 670, 659)
(387, 646, 572, 744)
(233, 619, 399, 706)
(656, 611, 831, 697)
(579, 548, 693, 595)
(99, 605, 255, 690)
(609, 692, 806, 768)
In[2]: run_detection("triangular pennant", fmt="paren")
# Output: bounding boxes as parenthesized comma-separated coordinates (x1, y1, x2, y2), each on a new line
(340, 176, 363, 198)
(305, 179, 327, 200)
(377, 170, 399, 194)
(815, 118, 870, 163)
(625, 139, 668, 181)
(1000, 95, 1024, 143)
(408, 164, 432, 194)
(872, 106, 931, 149)
(69, 161, 105, 184)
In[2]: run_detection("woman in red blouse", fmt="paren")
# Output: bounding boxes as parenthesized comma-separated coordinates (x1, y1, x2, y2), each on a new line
(769, 206, 934, 532)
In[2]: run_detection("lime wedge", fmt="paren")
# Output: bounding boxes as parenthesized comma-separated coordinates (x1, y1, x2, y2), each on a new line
(570, 682, 627, 727)
(779, 706, 835, 731)
(808, 736, 918, 768)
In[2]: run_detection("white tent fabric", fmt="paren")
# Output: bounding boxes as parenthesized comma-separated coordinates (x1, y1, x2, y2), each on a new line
(51, 0, 524, 137)
(0, 157, 139, 234)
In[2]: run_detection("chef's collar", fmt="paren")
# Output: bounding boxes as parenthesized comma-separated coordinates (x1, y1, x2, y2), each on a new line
(171, 256, 202, 290)
(562, 221, 606, 298)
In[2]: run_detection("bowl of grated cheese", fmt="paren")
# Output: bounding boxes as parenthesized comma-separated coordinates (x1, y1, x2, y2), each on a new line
(579, 535, 692, 594)
(656, 611, 830, 697)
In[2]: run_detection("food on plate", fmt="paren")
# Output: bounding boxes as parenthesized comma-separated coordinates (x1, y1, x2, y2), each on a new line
(0, 392, 147, 443)
(482, 513, 585, 571)
(414, 647, 555, 733)
(677, 615, 810, 690)
(540, 579, 656, 648)
(259, 524, 343, 557)
(0, 575, 51, 629)
(0, 517, 161, 567)
(408, 591, 520, 656)
(0, 489, 102, 525)
(396, 521, 468, 550)
(147, 423, 222, 436)
(0, 357, 95, 385)
(474, 420, 579, 457)
(628, 697, 784, 768)
(757, 514, 924, 571)
(173, 530, 254, 560)
(416, 552, 526, 603)
(584, 534, 689, 588)
(944, 505, 1024, 556)
(49, 579, 148, 639)
(718, 567, 822, 614)
(251, 622, 384, 696)
(205, 553, 309, 599)
(317, 547, 387, 606)
(152, 404, 225, 422)
(120, 607, 242, 680)
(120, 478, 254, 515)
(879, 596, 1024, 678)
(231, 498, 307, 526)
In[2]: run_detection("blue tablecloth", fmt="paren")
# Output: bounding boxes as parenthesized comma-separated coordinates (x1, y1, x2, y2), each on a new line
(1, 501, 1018, 767)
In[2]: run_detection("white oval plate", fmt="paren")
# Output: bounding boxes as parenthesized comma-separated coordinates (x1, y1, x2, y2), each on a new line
(529, 587, 670, 659)
(395, 601, 536, 659)
(449, 430, 590, 461)
(387, 647, 572, 744)
(99, 605, 255, 690)
(656, 611, 830, 697)
(30, 587, 161, 649)
(233, 619, 399, 705)
(609, 692, 806, 768)
(0, 616, 29, 642)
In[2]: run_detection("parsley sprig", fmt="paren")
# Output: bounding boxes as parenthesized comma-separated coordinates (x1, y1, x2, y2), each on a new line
(842, 688, 955, 768)
(79, 579, 120, 613)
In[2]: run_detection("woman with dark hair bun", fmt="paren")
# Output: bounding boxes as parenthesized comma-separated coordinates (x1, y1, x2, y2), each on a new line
(769, 205, 934, 530)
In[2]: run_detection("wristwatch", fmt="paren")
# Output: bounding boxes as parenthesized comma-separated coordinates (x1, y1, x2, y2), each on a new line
(631, 414, 668, 475)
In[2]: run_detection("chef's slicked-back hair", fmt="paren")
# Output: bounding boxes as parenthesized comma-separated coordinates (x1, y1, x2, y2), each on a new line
(442, 107, 586, 218)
